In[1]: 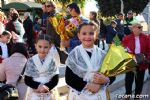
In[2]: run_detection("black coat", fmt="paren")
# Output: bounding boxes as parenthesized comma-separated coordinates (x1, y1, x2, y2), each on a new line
(23, 17, 34, 40)
(0, 44, 11, 57)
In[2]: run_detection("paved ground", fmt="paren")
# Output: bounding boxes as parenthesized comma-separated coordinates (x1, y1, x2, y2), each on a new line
(141, 77, 150, 100)
(110, 78, 150, 100)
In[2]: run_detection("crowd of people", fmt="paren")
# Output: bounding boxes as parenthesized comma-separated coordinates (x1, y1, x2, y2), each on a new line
(0, 0, 150, 100)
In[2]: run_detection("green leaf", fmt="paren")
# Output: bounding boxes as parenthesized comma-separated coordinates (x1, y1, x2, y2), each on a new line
(113, 35, 121, 46)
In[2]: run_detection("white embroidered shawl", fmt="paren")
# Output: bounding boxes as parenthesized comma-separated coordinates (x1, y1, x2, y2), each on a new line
(66, 45, 106, 82)
(24, 52, 59, 79)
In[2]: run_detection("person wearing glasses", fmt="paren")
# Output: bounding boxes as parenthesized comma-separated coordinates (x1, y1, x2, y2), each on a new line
(124, 10, 138, 35)
(45, 1, 67, 64)
(41, 1, 57, 35)
(45, 1, 61, 48)
(41, 1, 50, 33)
(122, 23, 150, 100)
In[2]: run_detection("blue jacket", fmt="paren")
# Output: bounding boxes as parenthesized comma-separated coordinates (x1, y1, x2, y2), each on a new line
(106, 25, 117, 44)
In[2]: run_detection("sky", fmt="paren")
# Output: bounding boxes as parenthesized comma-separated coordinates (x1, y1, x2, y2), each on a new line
(84, 0, 99, 17)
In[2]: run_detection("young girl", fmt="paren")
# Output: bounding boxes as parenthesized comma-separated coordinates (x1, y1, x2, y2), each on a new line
(0, 31, 12, 63)
(65, 22, 110, 100)
(24, 34, 59, 100)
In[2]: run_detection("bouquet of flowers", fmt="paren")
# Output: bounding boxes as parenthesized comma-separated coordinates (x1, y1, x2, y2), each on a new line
(99, 35, 137, 77)
(49, 13, 81, 40)
(49, 13, 69, 41)
(65, 16, 81, 38)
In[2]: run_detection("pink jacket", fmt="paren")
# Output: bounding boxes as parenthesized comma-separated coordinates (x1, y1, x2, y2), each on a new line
(0, 53, 27, 100)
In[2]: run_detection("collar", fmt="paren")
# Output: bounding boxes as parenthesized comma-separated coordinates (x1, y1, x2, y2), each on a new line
(0, 42, 6, 45)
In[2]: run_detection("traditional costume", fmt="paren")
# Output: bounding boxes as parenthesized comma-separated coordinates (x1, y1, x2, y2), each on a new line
(24, 52, 59, 100)
(65, 45, 110, 100)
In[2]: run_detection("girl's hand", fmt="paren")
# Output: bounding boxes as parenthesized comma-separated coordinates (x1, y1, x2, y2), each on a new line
(33, 89, 40, 93)
(38, 84, 49, 93)
(86, 83, 100, 93)
(93, 73, 109, 85)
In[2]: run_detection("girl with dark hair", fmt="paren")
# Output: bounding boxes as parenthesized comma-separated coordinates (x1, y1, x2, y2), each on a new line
(65, 22, 110, 100)
(11, 42, 29, 58)
(24, 34, 59, 100)
(0, 43, 29, 100)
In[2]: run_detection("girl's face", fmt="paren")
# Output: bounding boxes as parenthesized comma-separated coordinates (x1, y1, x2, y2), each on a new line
(1, 34, 12, 43)
(78, 25, 96, 48)
(35, 40, 51, 59)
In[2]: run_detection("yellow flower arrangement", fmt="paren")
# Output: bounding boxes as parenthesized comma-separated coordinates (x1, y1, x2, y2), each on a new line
(49, 13, 69, 40)
(49, 13, 82, 40)
(99, 35, 137, 77)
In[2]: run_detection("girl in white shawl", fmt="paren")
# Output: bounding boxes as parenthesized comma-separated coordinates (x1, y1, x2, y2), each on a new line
(24, 34, 59, 100)
(65, 22, 110, 100)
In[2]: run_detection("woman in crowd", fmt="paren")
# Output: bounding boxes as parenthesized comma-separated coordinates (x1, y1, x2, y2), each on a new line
(0, 43, 29, 100)
(6, 8, 25, 43)
(122, 23, 150, 99)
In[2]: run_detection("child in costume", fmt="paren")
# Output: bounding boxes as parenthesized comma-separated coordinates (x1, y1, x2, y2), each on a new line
(24, 34, 59, 100)
(65, 22, 110, 100)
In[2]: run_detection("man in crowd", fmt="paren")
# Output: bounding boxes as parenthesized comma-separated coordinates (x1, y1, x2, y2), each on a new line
(62, 2, 89, 52)
(115, 12, 124, 41)
(124, 10, 138, 35)
(23, 12, 36, 54)
(89, 11, 100, 46)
